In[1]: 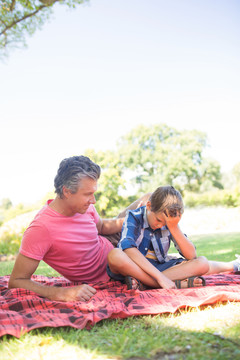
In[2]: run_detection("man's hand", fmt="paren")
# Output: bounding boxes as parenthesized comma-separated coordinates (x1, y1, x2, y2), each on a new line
(9, 254, 97, 303)
(50, 284, 97, 302)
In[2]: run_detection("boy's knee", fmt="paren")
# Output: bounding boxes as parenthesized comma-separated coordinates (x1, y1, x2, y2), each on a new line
(195, 256, 209, 273)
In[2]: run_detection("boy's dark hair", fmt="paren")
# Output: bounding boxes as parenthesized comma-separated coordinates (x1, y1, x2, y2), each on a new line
(54, 156, 101, 198)
(149, 186, 184, 216)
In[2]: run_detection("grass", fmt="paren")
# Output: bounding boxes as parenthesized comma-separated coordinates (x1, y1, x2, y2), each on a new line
(1, 232, 240, 359)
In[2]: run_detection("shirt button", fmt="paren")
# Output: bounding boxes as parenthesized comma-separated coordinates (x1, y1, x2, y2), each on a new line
(145, 248, 148, 250)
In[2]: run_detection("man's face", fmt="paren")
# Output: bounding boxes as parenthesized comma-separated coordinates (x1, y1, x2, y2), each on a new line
(64, 177, 97, 215)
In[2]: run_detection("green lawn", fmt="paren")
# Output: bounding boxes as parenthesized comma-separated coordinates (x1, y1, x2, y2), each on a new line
(1, 232, 240, 360)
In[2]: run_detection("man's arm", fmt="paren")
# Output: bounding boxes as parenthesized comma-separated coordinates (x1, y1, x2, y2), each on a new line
(96, 217, 124, 235)
(97, 193, 152, 236)
(8, 253, 97, 302)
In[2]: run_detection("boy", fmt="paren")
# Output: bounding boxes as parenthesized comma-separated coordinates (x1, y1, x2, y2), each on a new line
(107, 186, 240, 289)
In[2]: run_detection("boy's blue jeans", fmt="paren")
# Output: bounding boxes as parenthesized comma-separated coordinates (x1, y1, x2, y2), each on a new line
(107, 257, 185, 282)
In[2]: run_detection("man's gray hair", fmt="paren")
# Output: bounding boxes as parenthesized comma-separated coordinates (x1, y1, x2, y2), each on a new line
(54, 156, 101, 198)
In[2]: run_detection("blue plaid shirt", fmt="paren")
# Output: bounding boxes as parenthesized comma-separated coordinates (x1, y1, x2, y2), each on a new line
(118, 206, 183, 263)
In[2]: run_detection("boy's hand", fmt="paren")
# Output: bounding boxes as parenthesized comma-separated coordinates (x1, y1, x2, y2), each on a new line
(163, 209, 181, 228)
(157, 273, 176, 289)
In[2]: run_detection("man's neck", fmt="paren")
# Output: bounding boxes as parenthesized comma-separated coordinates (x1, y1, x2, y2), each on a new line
(48, 197, 75, 217)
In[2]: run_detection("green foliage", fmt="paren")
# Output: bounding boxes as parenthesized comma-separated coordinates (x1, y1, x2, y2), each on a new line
(0, 0, 87, 57)
(0, 227, 24, 254)
(0, 197, 13, 210)
(83, 124, 226, 216)
(3, 202, 38, 222)
(84, 149, 127, 217)
(117, 123, 222, 194)
(184, 187, 240, 208)
(0, 203, 40, 255)
(233, 162, 240, 184)
(0, 199, 36, 228)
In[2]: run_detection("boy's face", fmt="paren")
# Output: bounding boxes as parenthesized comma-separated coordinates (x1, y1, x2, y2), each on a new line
(146, 202, 166, 230)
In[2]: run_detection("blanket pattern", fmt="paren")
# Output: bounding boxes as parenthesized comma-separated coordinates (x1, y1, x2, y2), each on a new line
(1, 273, 240, 338)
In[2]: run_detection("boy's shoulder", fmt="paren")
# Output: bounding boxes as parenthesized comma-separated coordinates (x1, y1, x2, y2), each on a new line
(129, 205, 146, 216)
(126, 206, 147, 227)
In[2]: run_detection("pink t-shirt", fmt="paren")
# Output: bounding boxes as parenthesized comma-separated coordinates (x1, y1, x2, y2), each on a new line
(20, 201, 114, 283)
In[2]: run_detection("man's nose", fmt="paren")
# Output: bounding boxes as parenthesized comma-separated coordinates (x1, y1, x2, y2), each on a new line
(90, 195, 96, 204)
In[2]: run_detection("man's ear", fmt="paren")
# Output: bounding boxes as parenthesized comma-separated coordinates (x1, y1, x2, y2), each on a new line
(62, 186, 71, 199)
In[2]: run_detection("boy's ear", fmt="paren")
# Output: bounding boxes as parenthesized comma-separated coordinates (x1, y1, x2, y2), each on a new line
(146, 201, 152, 211)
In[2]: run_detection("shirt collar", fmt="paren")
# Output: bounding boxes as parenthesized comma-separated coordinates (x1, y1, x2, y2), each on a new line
(143, 206, 150, 229)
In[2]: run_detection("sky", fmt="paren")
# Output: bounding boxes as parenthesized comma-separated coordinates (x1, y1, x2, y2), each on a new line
(0, 0, 240, 205)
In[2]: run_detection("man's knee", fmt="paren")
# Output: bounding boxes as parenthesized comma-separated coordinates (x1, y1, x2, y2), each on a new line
(107, 248, 122, 264)
(108, 248, 126, 271)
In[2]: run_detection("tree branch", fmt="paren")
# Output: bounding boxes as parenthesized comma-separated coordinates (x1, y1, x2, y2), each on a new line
(10, 0, 16, 11)
(0, 0, 60, 37)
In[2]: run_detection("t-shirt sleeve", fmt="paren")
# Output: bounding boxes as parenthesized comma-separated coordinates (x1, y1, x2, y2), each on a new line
(20, 222, 51, 261)
(118, 211, 140, 251)
(89, 204, 100, 224)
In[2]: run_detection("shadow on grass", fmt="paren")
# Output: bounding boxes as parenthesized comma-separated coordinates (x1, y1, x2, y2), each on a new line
(1, 316, 240, 360)
(1, 232, 240, 359)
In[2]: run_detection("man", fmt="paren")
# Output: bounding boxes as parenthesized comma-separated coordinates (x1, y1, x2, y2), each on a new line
(8, 156, 149, 302)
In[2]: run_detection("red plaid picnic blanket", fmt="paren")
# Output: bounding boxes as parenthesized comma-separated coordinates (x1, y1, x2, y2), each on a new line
(1, 273, 240, 338)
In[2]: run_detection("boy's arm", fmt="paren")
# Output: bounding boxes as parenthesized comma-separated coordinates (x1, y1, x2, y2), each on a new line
(118, 210, 176, 289)
(163, 211, 196, 260)
(8, 253, 97, 302)
(124, 247, 176, 289)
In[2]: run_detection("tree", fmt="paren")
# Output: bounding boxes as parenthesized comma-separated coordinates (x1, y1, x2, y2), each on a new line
(117, 124, 223, 194)
(84, 149, 127, 218)
(0, 197, 13, 210)
(233, 162, 240, 185)
(85, 124, 223, 217)
(0, 0, 87, 56)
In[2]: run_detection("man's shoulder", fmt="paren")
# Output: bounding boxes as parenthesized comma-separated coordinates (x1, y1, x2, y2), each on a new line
(28, 204, 58, 229)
